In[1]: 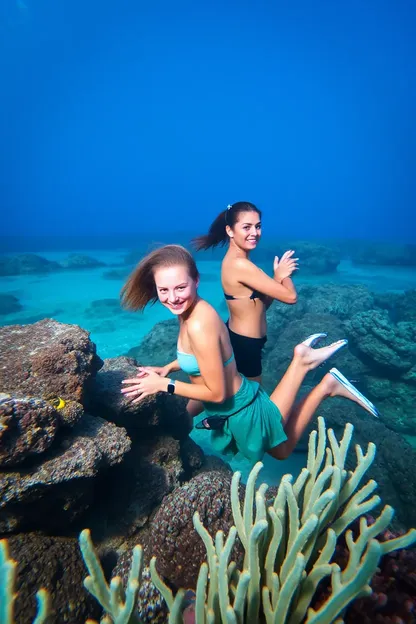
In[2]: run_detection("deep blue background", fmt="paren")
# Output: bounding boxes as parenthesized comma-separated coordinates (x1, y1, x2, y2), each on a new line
(1, 0, 415, 244)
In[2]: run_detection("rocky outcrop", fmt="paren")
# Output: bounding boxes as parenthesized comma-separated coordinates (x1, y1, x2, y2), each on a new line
(351, 242, 416, 267)
(102, 268, 131, 281)
(60, 254, 106, 270)
(255, 241, 341, 274)
(0, 414, 131, 533)
(0, 395, 58, 466)
(6, 533, 101, 624)
(0, 293, 22, 315)
(85, 298, 122, 318)
(126, 319, 179, 366)
(0, 319, 103, 404)
(375, 289, 416, 323)
(0, 253, 61, 276)
(87, 355, 190, 438)
(0, 394, 85, 467)
(344, 310, 416, 375)
(147, 471, 245, 590)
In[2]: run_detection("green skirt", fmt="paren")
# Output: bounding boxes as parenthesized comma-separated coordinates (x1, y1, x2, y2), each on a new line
(201, 376, 287, 463)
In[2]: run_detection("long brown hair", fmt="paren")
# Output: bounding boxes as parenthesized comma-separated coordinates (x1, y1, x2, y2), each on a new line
(121, 244, 200, 311)
(192, 201, 261, 251)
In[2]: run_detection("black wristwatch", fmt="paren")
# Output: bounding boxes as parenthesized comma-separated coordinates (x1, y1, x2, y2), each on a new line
(167, 379, 176, 395)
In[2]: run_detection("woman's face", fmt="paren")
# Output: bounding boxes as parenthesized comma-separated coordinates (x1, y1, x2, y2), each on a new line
(228, 210, 262, 251)
(154, 264, 198, 316)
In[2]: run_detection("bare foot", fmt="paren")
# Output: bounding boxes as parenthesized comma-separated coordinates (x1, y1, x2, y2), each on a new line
(294, 340, 347, 371)
(322, 372, 378, 416)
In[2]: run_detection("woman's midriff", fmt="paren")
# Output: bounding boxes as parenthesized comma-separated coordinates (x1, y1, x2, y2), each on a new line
(226, 300, 267, 338)
(189, 365, 243, 398)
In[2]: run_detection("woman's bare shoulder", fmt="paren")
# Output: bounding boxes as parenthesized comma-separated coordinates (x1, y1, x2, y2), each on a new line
(187, 299, 222, 335)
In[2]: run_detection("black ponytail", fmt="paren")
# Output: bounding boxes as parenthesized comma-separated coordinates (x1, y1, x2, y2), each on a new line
(192, 202, 261, 251)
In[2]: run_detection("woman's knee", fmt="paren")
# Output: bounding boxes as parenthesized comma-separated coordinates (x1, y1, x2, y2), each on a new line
(267, 442, 291, 460)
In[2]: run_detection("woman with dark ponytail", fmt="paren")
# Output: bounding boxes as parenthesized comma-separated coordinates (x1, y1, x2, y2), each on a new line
(193, 202, 299, 382)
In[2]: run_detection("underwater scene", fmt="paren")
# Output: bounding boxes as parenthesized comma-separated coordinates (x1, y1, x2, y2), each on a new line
(1, 0, 416, 622)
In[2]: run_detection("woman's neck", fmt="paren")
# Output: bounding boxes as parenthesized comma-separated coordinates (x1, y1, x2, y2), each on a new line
(179, 295, 200, 323)
(228, 240, 250, 259)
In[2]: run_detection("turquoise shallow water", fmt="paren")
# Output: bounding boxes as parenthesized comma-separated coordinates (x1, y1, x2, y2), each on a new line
(1, 248, 416, 486)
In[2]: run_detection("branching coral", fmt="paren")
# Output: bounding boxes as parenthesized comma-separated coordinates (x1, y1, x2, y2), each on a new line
(1, 417, 416, 624)
(0, 540, 51, 624)
(155, 416, 416, 624)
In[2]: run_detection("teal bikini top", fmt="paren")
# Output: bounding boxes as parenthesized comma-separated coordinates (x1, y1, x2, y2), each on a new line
(177, 350, 235, 377)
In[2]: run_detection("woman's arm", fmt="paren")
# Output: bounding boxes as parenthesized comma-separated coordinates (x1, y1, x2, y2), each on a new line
(234, 258, 298, 304)
(122, 316, 227, 404)
(164, 359, 181, 374)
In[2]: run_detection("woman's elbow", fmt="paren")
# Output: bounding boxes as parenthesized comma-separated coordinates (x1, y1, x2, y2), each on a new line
(211, 390, 226, 403)
(287, 293, 298, 304)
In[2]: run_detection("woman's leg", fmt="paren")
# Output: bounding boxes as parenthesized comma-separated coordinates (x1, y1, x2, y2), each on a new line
(268, 369, 375, 460)
(268, 340, 346, 421)
(187, 399, 204, 418)
(247, 375, 262, 384)
(268, 378, 330, 459)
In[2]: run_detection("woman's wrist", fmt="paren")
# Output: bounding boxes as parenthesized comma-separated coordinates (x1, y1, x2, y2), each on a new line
(159, 377, 170, 392)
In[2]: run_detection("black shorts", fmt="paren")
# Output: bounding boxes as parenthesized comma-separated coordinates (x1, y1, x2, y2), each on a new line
(226, 322, 267, 378)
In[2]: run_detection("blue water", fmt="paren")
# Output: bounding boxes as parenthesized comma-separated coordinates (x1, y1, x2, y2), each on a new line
(2, 243, 415, 485)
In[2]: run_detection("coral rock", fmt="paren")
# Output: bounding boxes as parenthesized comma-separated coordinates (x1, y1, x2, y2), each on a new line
(6, 533, 101, 624)
(0, 394, 59, 466)
(0, 319, 103, 404)
(148, 471, 244, 590)
(0, 414, 131, 533)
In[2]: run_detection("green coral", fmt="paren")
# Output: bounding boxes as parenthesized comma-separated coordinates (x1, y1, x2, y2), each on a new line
(1, 417, 416, 624)
(0, 540, 51, 624)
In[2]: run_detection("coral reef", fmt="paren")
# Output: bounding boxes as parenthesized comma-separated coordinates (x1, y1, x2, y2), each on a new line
(5, 533, 101, 624)
(0, 414, 131, 533)
(0, 319, 103, 403)
(85, 298, 123, 318)
(87, 355, 190, 438)
(1, 418, 416, 623)
(60, 254, 106, 269)
(0, 293, 22, 315)
(350, 242, 416, 267)
(0, 254, 61, 276)
(148, 470, 245, 589)
(255, 241, 341, 274)
(0, 395, 59, 466)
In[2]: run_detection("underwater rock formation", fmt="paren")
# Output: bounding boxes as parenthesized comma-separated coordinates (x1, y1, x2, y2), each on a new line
(0, 293, 22, 315)
(351, 242, 416, 266)
(0, 319, 103, 403)
(0, 253, 61, 276)
(126, 319, 180, 366)
(91, 434, 203, 540)
(255, 241, 341, 274)
(147, 470, 245, 590)
(102, 267, 131, 280)
(345, 309, 416, 375)
(0, 414, 131, 533)
(87, 355, 190, 438)
(60, 253, 106, 269)
(84, 297, 122, 318)
(0, 395, 60, 466)
(6, 532, 101, 624)
(375, 289, 416, 323)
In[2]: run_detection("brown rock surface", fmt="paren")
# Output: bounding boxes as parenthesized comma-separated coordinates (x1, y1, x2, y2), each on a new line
(0, 319, 103, 404)
(0, 414, 131, 533)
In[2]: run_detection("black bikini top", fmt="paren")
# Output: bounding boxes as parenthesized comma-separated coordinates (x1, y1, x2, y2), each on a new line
(224, 289, 266, 301)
